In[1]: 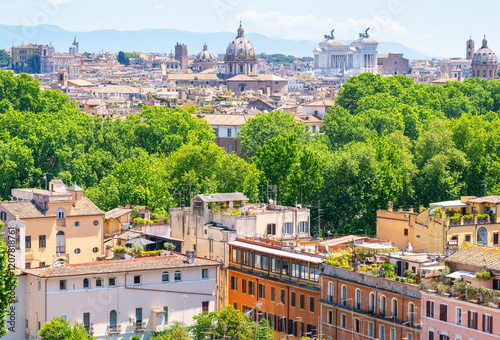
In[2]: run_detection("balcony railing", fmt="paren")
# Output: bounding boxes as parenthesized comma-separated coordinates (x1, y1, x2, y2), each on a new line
(106, 324, 121, 335)
(134, 322, 146, 332)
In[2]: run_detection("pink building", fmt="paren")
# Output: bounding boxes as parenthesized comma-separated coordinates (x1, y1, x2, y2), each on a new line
(421, 244, 500, 340)
(22, 252, 221, 339)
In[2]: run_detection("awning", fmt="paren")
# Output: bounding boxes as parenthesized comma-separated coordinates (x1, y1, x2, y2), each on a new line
(446, 270, 476, 279)
(152, 309, 166, 314)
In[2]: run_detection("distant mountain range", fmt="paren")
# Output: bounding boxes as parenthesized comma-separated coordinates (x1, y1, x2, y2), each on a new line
(0, 24, 433, 60)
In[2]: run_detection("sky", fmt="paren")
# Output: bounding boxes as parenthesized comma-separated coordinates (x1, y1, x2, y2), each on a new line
(0, 0, 498, 57)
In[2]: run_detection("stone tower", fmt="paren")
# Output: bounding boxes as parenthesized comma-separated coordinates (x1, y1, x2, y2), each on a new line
(466, 36, 474, 60)
(174, 43, 188, 70)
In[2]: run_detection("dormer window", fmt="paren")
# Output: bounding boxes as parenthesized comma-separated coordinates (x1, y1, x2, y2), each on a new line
(56, 208, 65, 220)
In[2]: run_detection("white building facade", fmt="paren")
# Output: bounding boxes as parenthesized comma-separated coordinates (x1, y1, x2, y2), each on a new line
(23, 254, 220, 340)
(313, 29, 378, 76)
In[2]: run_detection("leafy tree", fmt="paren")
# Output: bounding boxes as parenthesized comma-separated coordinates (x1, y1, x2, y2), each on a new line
(191, 306, 272, 340)
(0, 223, 17, 338)
(39, 317, 95, 340)
(150, 321, 190, 340)
(117, 51, 129, 65)
(237, 110, 310, 159)
(0, 50, 11, 68)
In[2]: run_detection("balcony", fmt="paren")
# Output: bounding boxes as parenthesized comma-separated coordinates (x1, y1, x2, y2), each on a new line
(106, 324, 121, 335)
(134, 321, 146, 332)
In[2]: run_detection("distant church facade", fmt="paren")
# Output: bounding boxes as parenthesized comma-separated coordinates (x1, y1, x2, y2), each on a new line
(313, 28, 379, 76)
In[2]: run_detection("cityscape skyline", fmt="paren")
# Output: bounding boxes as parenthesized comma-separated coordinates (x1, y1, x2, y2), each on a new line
(0, 0, 498, 58)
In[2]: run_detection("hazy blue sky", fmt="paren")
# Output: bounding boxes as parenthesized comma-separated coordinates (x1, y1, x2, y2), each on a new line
(0, 0, 497, 57)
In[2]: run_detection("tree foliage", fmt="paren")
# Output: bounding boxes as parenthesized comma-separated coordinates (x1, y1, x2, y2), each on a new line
(0, 223, 17, 338)
(39, 317, 95, 340)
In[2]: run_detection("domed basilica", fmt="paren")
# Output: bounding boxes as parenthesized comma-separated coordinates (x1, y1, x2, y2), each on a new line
(192, 44, 218, 72)
(471, 36, 498, 80)
(224, 23, 258, 76)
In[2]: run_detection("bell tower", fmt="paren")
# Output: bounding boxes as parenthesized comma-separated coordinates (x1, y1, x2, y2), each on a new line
(466, 36, 475, 60)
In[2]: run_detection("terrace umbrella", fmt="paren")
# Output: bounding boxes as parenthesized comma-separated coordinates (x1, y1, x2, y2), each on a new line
(125, 237, 155, 247)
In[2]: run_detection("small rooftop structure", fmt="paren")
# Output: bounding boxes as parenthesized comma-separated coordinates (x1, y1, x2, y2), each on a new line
(194, 193, 248, 203)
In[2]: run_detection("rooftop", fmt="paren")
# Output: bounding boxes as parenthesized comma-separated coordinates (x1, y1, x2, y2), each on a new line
(22, 253, 220, 278)
(229, 240, 324, 264)
(445, 243, 500, 272)
(194, 193, 248, 203)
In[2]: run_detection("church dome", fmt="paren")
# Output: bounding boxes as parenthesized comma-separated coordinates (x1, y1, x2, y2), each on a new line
(472, 36, 498, 63)
(195, 44, 216, 62)
(225, 24, 256, 59)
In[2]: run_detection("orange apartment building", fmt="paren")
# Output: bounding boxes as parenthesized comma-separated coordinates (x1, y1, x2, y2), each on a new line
(320, 264, 421, 340)
(228, 239, 323, 340)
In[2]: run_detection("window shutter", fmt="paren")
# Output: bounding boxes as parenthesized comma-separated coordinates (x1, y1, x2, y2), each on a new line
(483, 314, 486, 332)
(490, 315, 493, 334)
(475, 312, 478, 329)
(443, 305, 447, 322)
(468, 311, 471, 328)
(426, 301, 431, 317)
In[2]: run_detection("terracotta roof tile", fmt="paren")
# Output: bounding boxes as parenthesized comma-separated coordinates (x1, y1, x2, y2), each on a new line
(445, 243, 500, 271)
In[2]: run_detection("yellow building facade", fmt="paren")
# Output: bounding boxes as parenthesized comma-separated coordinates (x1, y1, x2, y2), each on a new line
(376, 196, 500, 254)
(0, 180, 104, 268)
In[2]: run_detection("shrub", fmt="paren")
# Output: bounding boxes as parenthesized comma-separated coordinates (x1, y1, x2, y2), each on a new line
(453, 279, 467, 295)
(133, 217, 145, 225)
(476, 270, 492, 281)
(477, 214, 489, 221)
(125, 247, 135, 255)
(112, 245, 125, 253)
(449, 215, 460, 222)
(404, 269, 414, 277)
(164, 242, 176, 251)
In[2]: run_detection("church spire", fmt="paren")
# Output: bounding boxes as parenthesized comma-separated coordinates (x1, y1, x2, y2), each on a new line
(237, 22, 244, 38)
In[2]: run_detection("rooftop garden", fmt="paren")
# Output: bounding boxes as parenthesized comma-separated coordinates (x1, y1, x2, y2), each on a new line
(325, 246, 420, 286)
(431, 206, 495, 225)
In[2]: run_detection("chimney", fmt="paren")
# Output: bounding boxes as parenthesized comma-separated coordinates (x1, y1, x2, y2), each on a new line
(387, 202, 393, 212)
(408, 205, 414, 213)
(186, 249, 196, 265)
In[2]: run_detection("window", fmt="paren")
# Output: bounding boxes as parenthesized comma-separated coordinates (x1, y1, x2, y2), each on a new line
(135, 308, 142, 323)
(248, 281, 255, 295)
(379, 325, 385, 340)
(96, 277, 103, 288)
(494, 279, 500, 290)
(341, 313, 347, 328)
(226, 144, 232, 153)
(56, 208, 65, 219)
(392, 299, 398, 318)
(56, 231, 65, 253)
(426, 300, 435, 318)
(242, 279, 247, 293)
(404, 228, 408, 236)
(92, 247, 99, 253)
(93, 220, 99, 226)
(309, 267, 319, 282)
(354, 318, 361, 332)
(291, 263, 300, 278)
(162, 272, 170, 282)
(300, 265, 308, 280)
(37, 281, 41, 291)
(255, 254, 261, 268)
(341, 285, 347, 306)
(74, 248, 81, 254)
(355, 289, 361, 310)
(283, 222, 293, 234)
(368, 322, 374, 337)
(174, 271, 181, 281)
(495, 233, 499, 245)
(227, 129, 232, 138)
(0, 211, 6, 221)
(231, 276, 237, 290)
(202, 301, 209, 312)
(60, 314, 68, 321)
(74, 221, 80, 227)
(83, 278, 90, 289)
(439, 303, 448, 322)
(280, 289, 285, 304)
(300, 294, 305, 309)
(390, 328, 396, 340)
(327, 310, 333, 324)
(110, 310, 117, 330)
(328, 282, 334, 303)
(25, 236, 31, 249)
(258, 284, 265, 299)
(261, 255, 269, 270)
(298, 221, 309, 234)
(202, 269, 208, 279)
(39, 235, 46, 248)
(40, 262, 45, 267)
(134, 275, 141, 285)
(282, 260, 290, 276)
(465, 234, 471, 242)
(267, 224, 276, 235)
(109, 278, 116, 287)
(484, 314, 492, 333)
(369, 292, 375, 313)
(477, 227, 487, 245)
(271, 287, 275, 301)
(243, 250, 252, 267)
(233, 302, 237, 310)
(409, 303, 415, 325)
(59, 280, 67, 291)
(380, 296, 386, 317)
(456, 307, 462, 325)
(468, 310, 478, 329)
(25, 262, 31, 269)
(309, 297, 314, 312)
(291, 292, 296, 307)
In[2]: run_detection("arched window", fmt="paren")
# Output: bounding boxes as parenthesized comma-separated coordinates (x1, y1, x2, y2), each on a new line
(392, 299, 398, 319)
(174, 271, 181, 281)
(110, 310, 117, 329)
(56, 231, 65, 253)
(96, 277, 103, 287)
(341, 285, 347, 306)
(477, 227, 487, 245)
(56, 208, 65, 220)
(369, 292, 375, 313)
(483, 70, 487, 78)
(355, 289, 361, 310)
(409, 303, 415, 325)
(162, 272, 169, 282)
(328, 282, 334, 303)
(380, 296, 386, 317)
(83, 278, 90, 289)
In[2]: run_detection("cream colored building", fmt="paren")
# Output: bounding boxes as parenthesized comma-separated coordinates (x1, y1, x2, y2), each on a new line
(376, 195, 500, 254)
(23, 253, 220, 340)
(0, 180, 104, 269)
